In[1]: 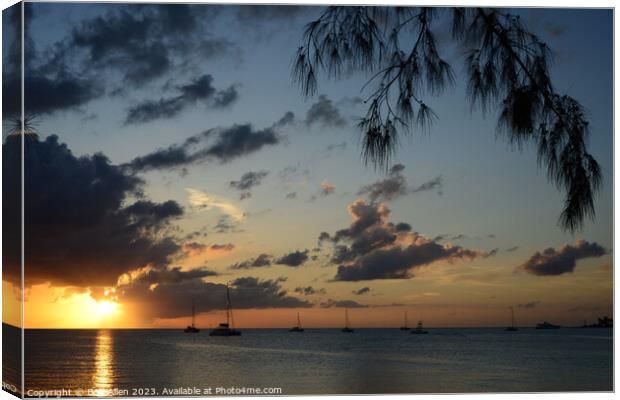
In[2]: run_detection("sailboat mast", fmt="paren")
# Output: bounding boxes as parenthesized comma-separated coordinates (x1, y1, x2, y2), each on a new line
(226, 284, 231, 327)
(405, 311, 408, 328)
(511, 306, 516, 328)
(297, 312, 301, 328)
(345, 309, 349, 328)
(192, 299, 196, 327)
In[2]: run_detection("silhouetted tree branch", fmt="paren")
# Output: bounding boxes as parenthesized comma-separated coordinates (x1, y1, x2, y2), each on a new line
(293, 6, 601, 232)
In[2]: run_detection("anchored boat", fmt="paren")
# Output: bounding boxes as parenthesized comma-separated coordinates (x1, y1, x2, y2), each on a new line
(289, 312, 304, 332)
(184, 300, 200, 333)
(209, 284, 241, 336)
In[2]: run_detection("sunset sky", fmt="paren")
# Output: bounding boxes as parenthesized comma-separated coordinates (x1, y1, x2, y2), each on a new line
(2, 4, 613, 329)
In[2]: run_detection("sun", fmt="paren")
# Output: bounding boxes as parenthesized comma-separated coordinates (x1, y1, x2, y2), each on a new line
(96, 300, 119, 316)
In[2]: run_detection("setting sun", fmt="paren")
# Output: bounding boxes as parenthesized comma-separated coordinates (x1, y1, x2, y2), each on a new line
(96, 300, 118, 316)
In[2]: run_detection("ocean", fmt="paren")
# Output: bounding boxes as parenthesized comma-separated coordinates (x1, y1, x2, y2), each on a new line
(4, 325, 613, 396)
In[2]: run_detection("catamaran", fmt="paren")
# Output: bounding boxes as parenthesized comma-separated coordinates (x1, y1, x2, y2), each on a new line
(400, 311, 410, 330)
(289, 312, 304, 332)
(342, 308, 354, 332)
(209, 284, 241, 336)
(505, 306, 518, 331)
(184, 300, 200, 333)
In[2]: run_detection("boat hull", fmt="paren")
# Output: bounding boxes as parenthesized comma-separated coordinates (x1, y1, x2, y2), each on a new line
(209, 329, 241, 336)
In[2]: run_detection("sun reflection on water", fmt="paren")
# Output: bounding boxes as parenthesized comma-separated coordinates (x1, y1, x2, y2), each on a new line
(92, 330, 114, 396)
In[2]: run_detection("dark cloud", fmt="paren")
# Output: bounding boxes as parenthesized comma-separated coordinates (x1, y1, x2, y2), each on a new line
(117, 270, 311, 320)
(273, 111, 296, 128)
(229, 253, 272, 270)
(2, 5, 102, 116)
(357, 164, 443, 203)
(305, 95, 346, 128)
(213, 215, 243, 234)
(321, 199, 484, 281)
(319, 299, 368, 308)
(127, 123, 280, 172)
(506, 246, 519, 252)
(3, 75, 103, 116)
(275, 250, 309, 267)
(68, 5, 230, 88)
(357, 164, 408, 202)
(411, 176, 443, 194)
(519, 240, 608, 276)
(517, 300, 541, 309)
(394, 222, 412, 232)
(125, 74, 238, 125)
(294, 286, 326, 295)
(352, 287, 370, 295)
(229, 170, 269, 200)
(285, 192, 297, 199)
(3, 134, 183, 287)
(209, 243, 235, 252)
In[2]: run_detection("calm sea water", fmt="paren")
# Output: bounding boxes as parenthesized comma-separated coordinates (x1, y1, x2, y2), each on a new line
(12, 326, 613, 395)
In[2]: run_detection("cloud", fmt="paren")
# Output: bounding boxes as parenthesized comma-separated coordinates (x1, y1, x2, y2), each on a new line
(127, 123, 281, 172)
(519, 240, 608, 276)
(186, 188, 244, 221)
(229, 254, 272, 270)
(294, 286, 326, 295)
(2, 5, 102, 116)
(2, 134, 183, 287)
(213, 215, 243, 234)
(320, 199, 484, 281)
(125, 74, 238, 125)
(229, 170, 269, 200)
(358, 164, 443, 203)
(68, 5, 231, 88)
(181, 242, 208, 257)
(209, 243, 235, 252)
(517, 300, 541, 309)
(506, 246, 519, 252)
(305, 95, 346, 128)
(319, 299, 368, 308)
(325, 142, 347, 152)
(273, 111, 296, 128)
(320, 181, 336, 196)
(285, 192, 297, 199)
(357, 164, 408, 202)
(352, 287, 370, 295)
(411, 175, 443, 194)
(275, 250, 309, 267)
(116, 269, 311, 320)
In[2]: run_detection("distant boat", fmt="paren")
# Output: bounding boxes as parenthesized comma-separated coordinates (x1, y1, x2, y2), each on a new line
(342, 309, 354, 332)
(505, 307, 518, 332)
(184, 300, 200, 333)
(289, 312, 304, 332)
(536, 321, 560, 330)
(411, 320, 428, 334)
(209, 284, 241, 336)
(400, 311, 410, 330)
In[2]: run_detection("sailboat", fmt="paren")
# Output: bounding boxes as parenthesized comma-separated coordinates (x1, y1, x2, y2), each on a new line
(342, 309, 354, 332)
(209, 284, 241, 336)
(505, 306, 518, 332)
(289, 312, 304, 332)
(184, 300, 200, 333)
(411, 320, 428, 334)
(400, 311, 410, 330)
